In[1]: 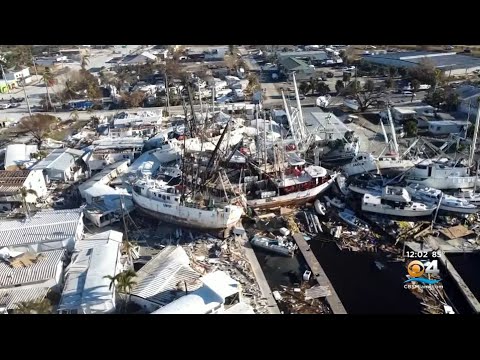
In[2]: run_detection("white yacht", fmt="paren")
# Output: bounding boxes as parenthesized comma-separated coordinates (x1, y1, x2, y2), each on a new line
(405, 158, 476, 190)
(407, 184, 478, 214)
(362, 186, 436, 217)
(131, 177, 244, 231)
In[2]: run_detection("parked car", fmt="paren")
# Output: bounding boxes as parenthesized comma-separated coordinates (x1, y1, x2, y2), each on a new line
(402, 91, 416, 96)
(9, 103, 21, 108)
(10, 97, 24, 103)
(0, 103, 11, 110)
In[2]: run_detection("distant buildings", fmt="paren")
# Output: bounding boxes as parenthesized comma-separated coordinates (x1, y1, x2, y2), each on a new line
(456, 85, 480, 117)
(362, 51, 480, 76)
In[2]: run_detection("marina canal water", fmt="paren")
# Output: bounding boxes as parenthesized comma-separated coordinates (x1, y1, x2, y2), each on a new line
(255, 240, 474, 314)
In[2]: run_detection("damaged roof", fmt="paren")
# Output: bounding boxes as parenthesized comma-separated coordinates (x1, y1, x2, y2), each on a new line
(130, 245, 202, 306)
(0, 170, 30, 195)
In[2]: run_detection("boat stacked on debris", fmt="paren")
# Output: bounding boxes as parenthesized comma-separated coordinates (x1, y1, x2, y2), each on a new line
(343, 152, 417, 177)
(407, 183, 479, 214)
(338, 210, 369, 231)
(362, 186, 436, 217)
(250, 234, 297, 257)
(404, 158, 477, 190)
(131, 177, 244, 231)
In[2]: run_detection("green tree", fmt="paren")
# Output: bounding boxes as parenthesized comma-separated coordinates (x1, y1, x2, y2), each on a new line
(444, 90, 460, 111)
(384, 78, 394, 89)
(342, 72, 351, 84)
(411, 79, 421, 92)
(388, 66, 398, 78)
(309, 77, 319, 95)
(335, 80, 345, 94)
(346, 79, 385, 112)
(299, 81, 311, 96)
(403, 120, 418, 137)
(316, 82, 330, 96)
(14, 298, 52, 314)
(398, 67, 408, 78)
(18, 186, 37, 217)
(121, 91, 146, 108)
(424, 88, 446, 109)
(104, 270, 137, 313)
(228, 45, 235, 55)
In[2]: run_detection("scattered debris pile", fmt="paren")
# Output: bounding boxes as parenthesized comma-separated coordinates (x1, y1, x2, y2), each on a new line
(183, 237, 270, 314)
(274, 283, 332, 314)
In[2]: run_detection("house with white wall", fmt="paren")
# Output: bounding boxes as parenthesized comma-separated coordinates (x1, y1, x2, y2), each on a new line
(0, 169, 48, 210)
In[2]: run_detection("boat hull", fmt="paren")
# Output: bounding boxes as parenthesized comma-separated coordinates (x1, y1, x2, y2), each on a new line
(361, 204, 435, 217)
(132, 191, 243, 231)
(247, 176, 336, 210)
(406, 176, 477, 190)
(439, 205, 479, 214)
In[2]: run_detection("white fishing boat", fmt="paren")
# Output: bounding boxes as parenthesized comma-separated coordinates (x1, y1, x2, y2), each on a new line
(338, 211, 369, 230)
(324, 196, 345, 209)
(405, 158, 476, 190)
(247, 166, 337, 209)
(250, 235, 297, 257)
(407, 184, 478, 214)
(362, 186, 436, 217)
(343, 152, 416, 177)
(131, 177, 243, 231)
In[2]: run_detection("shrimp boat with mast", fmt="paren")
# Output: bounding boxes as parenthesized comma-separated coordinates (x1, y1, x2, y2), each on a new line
(238, 76, 336, 210)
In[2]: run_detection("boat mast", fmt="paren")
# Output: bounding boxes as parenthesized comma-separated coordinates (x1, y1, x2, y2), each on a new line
(387, 105, 399, 154)
(281, 90, 297, 149)
(468, 101, 480, 168)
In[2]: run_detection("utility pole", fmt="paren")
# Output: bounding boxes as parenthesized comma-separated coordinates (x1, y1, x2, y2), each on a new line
(165, 72, 170, 115)
(468, 99, 480, 168)
(21, 76, 32, 117)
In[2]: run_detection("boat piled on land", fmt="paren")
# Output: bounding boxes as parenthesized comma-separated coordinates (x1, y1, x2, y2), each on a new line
(131, 177, 243, 231)
(250, 235, 297, 257)
(361, 186, 436, 217)
(407, 183, 479, 214)
(338, 210, 369, 231)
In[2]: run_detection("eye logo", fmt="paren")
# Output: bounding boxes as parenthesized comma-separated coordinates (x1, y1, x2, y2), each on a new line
(407, 260, 425, 278)
(404, 260, 442, 285)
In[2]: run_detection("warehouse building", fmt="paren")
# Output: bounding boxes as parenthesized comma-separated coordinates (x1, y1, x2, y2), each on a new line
(362, 51, 480, 76)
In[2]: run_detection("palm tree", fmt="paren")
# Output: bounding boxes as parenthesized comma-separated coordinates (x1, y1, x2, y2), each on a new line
(63, 79, 77, 101)
(18, 186, 37, 217)
(104, 270, 137, 313)
(42, 67, 54, 111)
(14, 298, 52, 314)
(81, 54, 90, 70)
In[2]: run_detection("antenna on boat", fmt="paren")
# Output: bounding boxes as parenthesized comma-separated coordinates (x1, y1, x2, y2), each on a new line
(468, 100, 480, 168)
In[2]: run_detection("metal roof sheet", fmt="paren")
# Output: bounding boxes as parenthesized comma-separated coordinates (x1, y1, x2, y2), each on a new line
(0, 287, 49, 310)
(0, 208, 83, 247)
(131, 246, 202, 306)
(0, 249, 65, 288)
